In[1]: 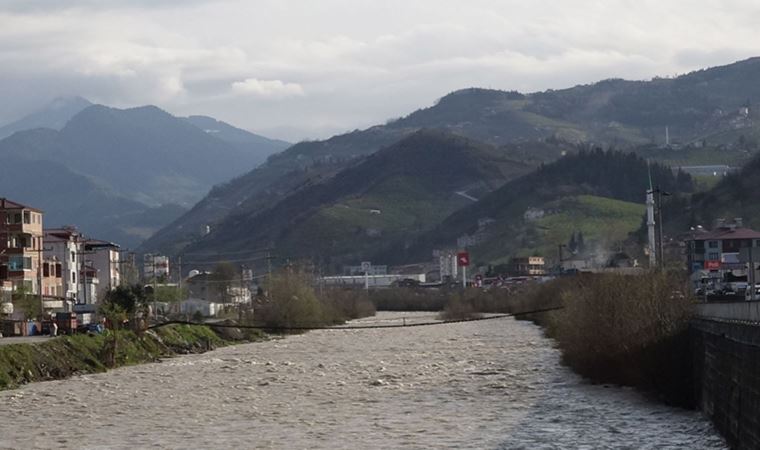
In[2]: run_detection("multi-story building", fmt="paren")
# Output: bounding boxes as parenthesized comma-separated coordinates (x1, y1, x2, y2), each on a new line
(77, 265, 99, 306)
(144, 254, 170, 281)
(41, 256, 64, 297)
(85, 239, 120, 301)
(0, 198, 44, 293)
(686, 219, 760, 291)
(508, 256, 546, 276)
(44, 227, 84, 301)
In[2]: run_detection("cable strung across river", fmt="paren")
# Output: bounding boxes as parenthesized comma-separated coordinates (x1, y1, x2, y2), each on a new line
(147, 306, 565, 332)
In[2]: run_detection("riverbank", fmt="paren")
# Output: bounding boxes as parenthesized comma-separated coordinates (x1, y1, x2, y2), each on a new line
(0, 324, 262, 391)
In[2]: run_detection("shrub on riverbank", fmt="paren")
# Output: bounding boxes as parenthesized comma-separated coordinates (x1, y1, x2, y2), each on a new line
(255, 271, 376, 329)
(537, 273, 695, 407)
(0, 324, 247, 391)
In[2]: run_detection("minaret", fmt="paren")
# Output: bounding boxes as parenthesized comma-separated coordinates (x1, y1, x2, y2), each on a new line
(646, 164, 657, 267)
(665, 126, 670, 146)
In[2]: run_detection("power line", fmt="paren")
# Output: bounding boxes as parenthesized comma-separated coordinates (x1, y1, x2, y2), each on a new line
(147, 306, 564, 332)
(179, 247, 274, 257)
(180, 255, 278, 265)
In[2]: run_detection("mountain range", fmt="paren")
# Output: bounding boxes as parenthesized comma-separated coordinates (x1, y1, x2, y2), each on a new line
(0, 99, 288, 247)
(140, 57, 760, 270)
(3, 57, 760, 267)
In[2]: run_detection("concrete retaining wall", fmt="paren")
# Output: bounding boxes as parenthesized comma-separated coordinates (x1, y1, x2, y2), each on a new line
(696, 302, 760, 323)
(691, 319, 760, 449)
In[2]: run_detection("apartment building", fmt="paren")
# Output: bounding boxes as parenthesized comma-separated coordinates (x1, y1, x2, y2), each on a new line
(0, 198, 44, 293)
(44, 226, 84, 301)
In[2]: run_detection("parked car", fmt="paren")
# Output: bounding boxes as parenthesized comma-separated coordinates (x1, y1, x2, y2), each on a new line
(745, 284, 760, 301)
(76, 323, 104, 334)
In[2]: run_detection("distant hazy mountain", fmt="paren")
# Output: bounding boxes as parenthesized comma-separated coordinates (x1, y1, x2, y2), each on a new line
(0, 155, 186, 248)
(0, 103, 287, 246)
(183, 115, 290, 166)
(0, 104, 277, 206)
(0, 96, 92, 140)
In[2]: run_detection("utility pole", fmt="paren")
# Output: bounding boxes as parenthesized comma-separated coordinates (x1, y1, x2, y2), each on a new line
(657, 188, 665, 269)
(34, 246, 53, 318)
(76, 250, 95, 306)
(152, 257, 158, 321)
(750, 245, 756, 302)
(178, 256, 183, 291)
(654, 187, 670, 270)
(557, 244, 566, 274)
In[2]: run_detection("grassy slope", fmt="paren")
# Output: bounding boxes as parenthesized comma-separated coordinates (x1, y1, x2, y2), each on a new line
(476, 195, 645, 264)
(0, 325, 258, 391)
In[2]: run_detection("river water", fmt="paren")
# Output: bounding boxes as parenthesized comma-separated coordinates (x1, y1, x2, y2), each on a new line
(0, 312, 725, 449)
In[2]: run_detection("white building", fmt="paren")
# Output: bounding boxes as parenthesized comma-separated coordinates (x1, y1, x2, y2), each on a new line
(322, 273, 426, 288)
(44, 227, 84, 301)
(77, 265, 99, 306)
(186, 271, 251, 304)
(85, 239, 120, 301)
(144, 254, 170, 281)
(180, 299, 224, 317)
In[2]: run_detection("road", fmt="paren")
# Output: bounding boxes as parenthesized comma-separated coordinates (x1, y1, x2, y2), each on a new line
(0, 335, 52, 346)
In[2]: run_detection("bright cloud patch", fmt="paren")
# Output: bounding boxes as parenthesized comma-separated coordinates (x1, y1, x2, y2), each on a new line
(231, 78, 304, 98)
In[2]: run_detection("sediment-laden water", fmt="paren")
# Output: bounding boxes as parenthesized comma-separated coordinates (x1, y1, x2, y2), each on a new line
(0, 312, 725, 449)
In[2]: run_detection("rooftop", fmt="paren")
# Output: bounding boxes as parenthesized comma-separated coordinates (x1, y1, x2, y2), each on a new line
(0, 198, 43, 213)
(692, 227, 760, 241)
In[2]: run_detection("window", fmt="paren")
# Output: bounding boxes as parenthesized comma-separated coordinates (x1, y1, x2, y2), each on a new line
(13, 213, 21, 224)
(708, 241, 719, 248)
(43, 263, 50, 277)
(708, 252, 720, 261)
(55, 264, 62, 278)
(71, 272, 76, 284)
(8, 256, 31, 271)
(71, 251, 76, 263)
(23, 211, 30, 224)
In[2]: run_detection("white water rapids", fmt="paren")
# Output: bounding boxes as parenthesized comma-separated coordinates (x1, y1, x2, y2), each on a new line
(0, 312, 725, 449)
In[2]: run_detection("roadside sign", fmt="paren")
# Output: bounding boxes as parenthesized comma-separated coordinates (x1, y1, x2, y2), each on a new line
(457, 252, 470, 267)
(705, 260, 721, 270)
(361, 261, 372, 272)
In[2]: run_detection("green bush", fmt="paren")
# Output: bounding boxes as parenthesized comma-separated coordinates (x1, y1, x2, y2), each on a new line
(256, 271, 376, 329)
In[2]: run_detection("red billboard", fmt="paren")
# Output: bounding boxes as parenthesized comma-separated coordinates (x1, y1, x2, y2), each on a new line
(704, 260, 721, 270)
(457, 252, 470, 267)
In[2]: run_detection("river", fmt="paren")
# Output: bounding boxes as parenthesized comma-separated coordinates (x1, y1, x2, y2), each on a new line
(0, 312, 725, 449)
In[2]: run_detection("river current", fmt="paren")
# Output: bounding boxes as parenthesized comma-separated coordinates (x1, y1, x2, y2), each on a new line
(0, 312, 725, 449)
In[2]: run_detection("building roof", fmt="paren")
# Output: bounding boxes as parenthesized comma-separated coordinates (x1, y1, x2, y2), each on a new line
(692, 227, 760, 241)
(44, 227, 82, 240)
(0, 198, 43, 213)
(84, 239, 120, 249)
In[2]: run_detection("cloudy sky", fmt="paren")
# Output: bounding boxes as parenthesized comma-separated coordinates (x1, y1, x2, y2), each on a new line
(1, 0, 759, 141)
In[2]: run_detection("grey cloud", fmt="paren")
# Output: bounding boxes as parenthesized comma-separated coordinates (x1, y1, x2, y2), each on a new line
(0, 0, 226, 13)
(1, 0, 759, 140)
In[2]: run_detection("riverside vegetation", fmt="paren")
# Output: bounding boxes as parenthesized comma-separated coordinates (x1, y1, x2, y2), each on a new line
(369, 272, 695, 407)
(0, 271, 376, 391)
(0, 324, 239, 390)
